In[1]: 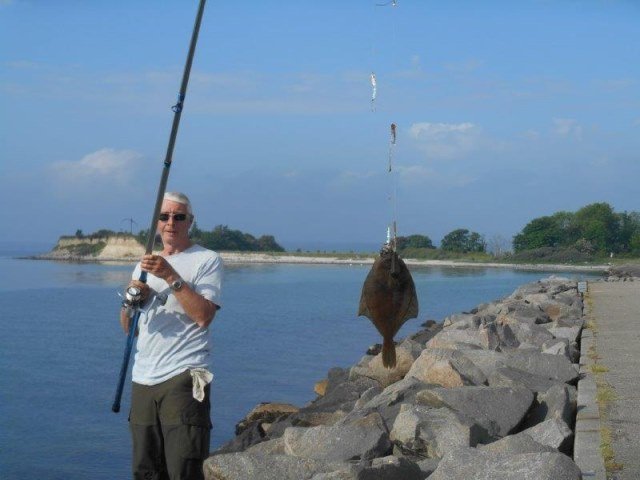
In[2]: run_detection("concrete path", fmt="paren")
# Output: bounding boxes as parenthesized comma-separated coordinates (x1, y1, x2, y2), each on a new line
(588, 281, 640, 480)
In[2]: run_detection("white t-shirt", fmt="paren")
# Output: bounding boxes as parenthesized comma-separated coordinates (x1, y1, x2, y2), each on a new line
(131, 244, 223, 385)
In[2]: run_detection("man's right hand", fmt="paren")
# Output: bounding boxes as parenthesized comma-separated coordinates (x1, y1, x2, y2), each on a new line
(126, 280, 151, 305)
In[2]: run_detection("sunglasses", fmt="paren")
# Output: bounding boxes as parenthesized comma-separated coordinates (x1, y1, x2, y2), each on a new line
(158, 213, 189, 222)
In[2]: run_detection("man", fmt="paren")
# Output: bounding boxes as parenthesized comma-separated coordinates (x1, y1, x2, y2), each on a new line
(120, 192, 223, 480)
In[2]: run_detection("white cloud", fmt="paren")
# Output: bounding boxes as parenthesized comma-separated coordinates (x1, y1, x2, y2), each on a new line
(409, 122, 482, 159)
(553, 118, 583, 140)
(51, 148, 143, 186)
(521, 129, 541, 141)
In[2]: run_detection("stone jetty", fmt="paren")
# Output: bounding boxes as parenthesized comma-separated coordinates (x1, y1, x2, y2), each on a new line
(204, 276, 587, 480)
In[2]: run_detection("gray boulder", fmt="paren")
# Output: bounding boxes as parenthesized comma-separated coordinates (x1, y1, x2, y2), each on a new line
(203, 452, 344, 480)
(406, 348, 488, 388)
(460, 349, 508, 377)
(349, 339, 423, 388)
(479, 433, 556, 455)
(355, 456, 424, 480)
(524, 384, 577, 428)
(520, 417, 573, 453)
(546, 325, 582, 344)
(501, 321, 556, 349)
(390, 404, 489, 458)
(497, 300, 551, 325)
(283, 412, 391, 462)
(442, 312, 477, 328)
(245, 437, 285, 455)
(426, 323, 500, 351)
(341, 377, 432, 429)
(235, 402, 299, 435)
(416, 386, 534, 438)
(503, 350, 579, 384)
(487, 366, 564, 393)
(304, 375, 381, 414)
(428, 447, 582, 480)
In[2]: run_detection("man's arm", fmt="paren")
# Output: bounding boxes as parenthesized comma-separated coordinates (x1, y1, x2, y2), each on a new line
(140, 254, 217, 328)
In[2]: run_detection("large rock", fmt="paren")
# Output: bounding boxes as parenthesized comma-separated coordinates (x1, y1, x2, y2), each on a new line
(487, 366, 565, 393)
(390, 404, 488, 458)
(499, 321, 556, 349)
(496, 300, 551, 325)
(235, 402, 299, 435)
(464, 349, 579, 384)
(426, 323, 500, 351)
(353, 456, 424, 480)
(518, 293, 581, 322)
(442, 312, 477, 328)
(406, 348, 487, 388)
(204, 452, 343, 480)
(215, 421, 266, 454)
(479, 433, 556, 455)
(416, 386, 534, 438)
(283, 412, 392, 462)
(344, 377, 434, 427)
(460, 349, 508, 377)
(503, 350, 579, 384)
(302, 375, 381, 414)
(546, 325, 582, 344)
(520, 417, 573, 453)
(524, 384, 577, 428)
(428, 447, 582, 480)
(349, 340, 423, 388)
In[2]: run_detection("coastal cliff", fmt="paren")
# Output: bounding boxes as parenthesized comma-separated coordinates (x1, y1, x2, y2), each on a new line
(42, 236, 145, 261)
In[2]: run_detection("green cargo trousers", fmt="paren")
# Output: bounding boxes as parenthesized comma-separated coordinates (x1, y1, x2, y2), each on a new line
(129, 370, 211, 480)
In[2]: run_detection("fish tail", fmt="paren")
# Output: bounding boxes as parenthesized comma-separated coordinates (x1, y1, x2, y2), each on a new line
(381, 337, 397, 369)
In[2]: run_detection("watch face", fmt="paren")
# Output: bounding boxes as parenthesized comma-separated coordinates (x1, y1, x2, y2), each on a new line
(172, 280, 183, 290)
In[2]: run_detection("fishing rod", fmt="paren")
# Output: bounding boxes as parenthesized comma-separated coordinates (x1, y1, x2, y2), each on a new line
(112, 0, 207, 414)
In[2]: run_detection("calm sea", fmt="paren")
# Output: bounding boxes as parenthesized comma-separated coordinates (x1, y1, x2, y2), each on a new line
(0, 247, 598, 479)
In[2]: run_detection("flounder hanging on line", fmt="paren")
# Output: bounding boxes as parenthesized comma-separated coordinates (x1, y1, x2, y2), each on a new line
(358, 246, 418, 368)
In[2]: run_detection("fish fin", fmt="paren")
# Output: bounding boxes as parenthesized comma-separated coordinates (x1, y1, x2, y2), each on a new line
(382, 337, 397, 369)
(403, 278, 419, 320)
(358, 291, 371, 318)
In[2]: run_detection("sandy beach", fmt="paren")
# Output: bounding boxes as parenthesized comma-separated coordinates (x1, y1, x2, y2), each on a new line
(218, 252, 609, 272)
(31, 247, 610, 273)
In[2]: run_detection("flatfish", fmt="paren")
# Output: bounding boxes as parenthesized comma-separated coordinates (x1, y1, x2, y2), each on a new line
(358, 246, 419, 368)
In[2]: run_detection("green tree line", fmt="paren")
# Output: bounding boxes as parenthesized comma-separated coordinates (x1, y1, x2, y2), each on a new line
(395, 229, 487, 256)
(190, 223, 285, 252)
(513, 202, 640, 256)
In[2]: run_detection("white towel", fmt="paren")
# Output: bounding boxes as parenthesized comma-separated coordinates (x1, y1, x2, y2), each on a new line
(190, 368, 214, 402)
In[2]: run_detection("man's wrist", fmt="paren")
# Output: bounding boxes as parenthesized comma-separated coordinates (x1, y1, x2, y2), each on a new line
(168, 276, 184, 291)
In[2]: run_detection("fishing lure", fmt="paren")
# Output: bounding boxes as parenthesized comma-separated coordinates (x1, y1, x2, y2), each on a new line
(370, 72, 377, 110)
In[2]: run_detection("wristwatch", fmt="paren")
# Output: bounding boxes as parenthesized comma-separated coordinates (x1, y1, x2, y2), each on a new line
(170, 278, 184, 291)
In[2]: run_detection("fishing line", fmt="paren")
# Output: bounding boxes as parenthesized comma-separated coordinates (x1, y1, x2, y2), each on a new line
(370, 0, 402, 257)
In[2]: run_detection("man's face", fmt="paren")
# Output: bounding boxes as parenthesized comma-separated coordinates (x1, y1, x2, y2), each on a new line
(157, 199, 192, 244)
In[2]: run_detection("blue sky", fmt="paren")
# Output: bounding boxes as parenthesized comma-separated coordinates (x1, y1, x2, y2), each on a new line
(1, 0, 639, 251)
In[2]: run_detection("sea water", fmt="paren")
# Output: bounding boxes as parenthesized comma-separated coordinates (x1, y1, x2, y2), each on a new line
(0, 249, 597, 479)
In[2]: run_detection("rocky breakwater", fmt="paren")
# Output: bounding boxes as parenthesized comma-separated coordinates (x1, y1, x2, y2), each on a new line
(204, 276, 585, 480)
(605, 263, 640, 282)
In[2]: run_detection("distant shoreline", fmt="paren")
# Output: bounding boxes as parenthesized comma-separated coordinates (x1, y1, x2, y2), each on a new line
(24, 250, 610, 273)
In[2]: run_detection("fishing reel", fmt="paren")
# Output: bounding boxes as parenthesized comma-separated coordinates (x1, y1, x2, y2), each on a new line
(119, 285, 168, 317)
(121, 285, 144, 318)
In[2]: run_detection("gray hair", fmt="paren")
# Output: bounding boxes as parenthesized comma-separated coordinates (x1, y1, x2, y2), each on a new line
(163, 191, 193, 217)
